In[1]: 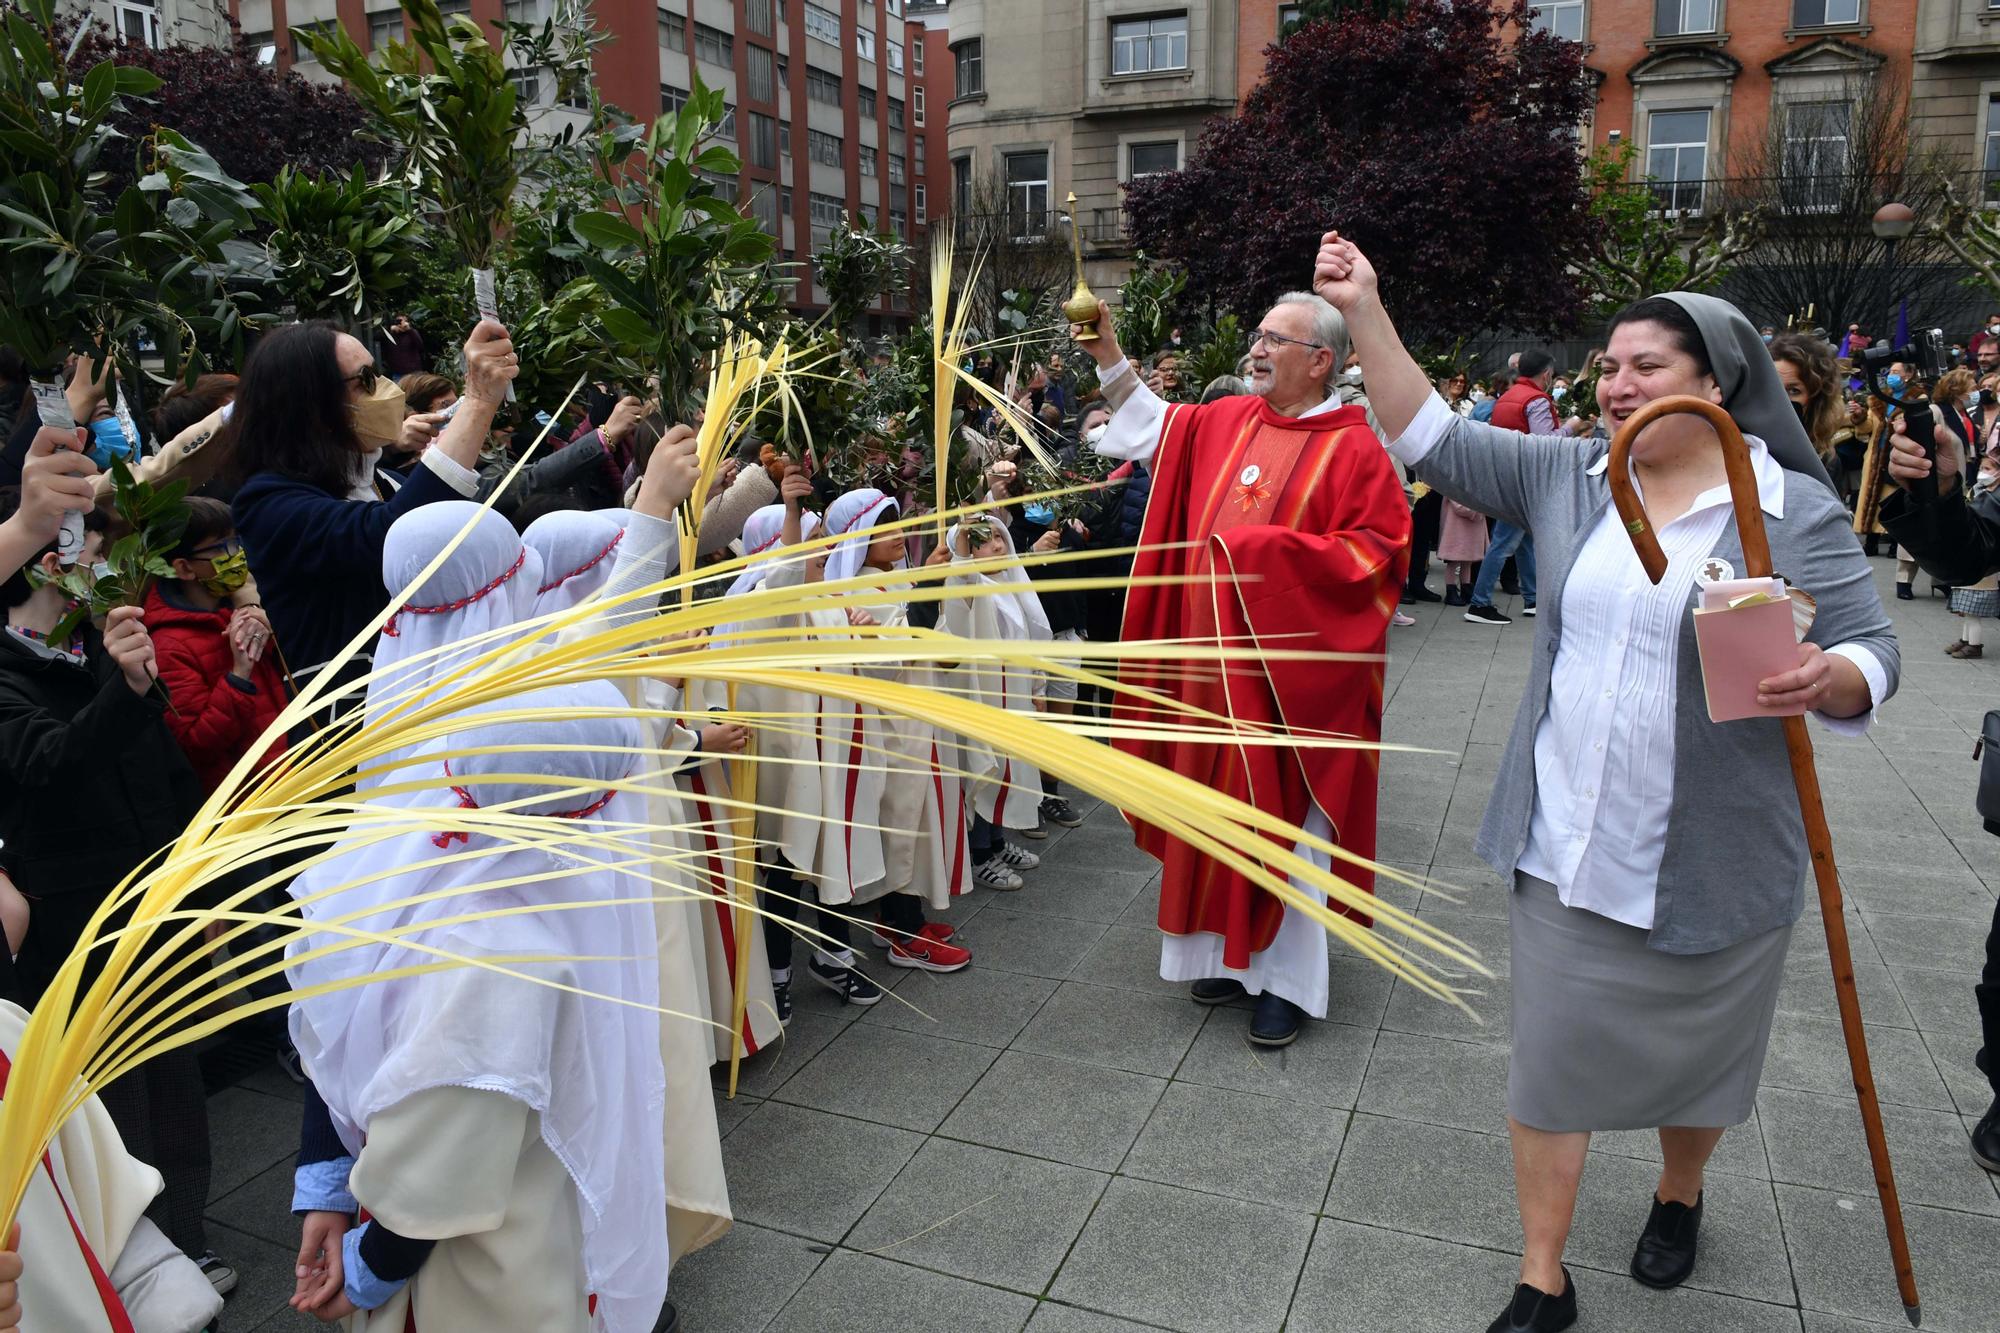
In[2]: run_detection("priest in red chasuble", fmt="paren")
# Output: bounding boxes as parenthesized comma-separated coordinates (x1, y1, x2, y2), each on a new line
(1078, 290, 1411, 1047)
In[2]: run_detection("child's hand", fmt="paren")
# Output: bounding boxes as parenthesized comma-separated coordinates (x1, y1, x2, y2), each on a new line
(314, 1293, 359, 1323)
(700, 721, 751, 754)
(846, 607, 878, 627)
(1031, 530, 1062, 553)
(292, 1210, 350, 1313)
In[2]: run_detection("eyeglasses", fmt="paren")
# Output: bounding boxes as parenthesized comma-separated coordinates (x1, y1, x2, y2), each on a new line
(191, 538, 243, 559)
(1248, 328, 1327, 353)
(344, 364, 381, 394)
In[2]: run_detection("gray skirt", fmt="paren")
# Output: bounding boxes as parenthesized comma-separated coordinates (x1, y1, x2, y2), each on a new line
(1508, 873, 1791, 1133)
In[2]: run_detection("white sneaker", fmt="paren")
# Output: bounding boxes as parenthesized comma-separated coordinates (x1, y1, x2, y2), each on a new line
(972, 859, 1024, 890)
(994, 841, 1041, 871)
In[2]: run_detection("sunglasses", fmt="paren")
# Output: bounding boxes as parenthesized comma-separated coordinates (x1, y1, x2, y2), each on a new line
(344, 364, 382, 394)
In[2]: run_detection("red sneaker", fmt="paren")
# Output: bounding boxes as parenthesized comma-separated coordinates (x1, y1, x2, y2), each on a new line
(871, 918, 958, 947)
(887, 934, 971, 972)
(917, 920, 957, 944)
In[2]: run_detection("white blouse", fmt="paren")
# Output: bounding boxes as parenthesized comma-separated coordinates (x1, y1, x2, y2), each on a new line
(1394, 404, 1886, 930)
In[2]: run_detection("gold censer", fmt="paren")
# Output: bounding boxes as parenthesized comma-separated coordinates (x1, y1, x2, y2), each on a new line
(1061, 192, 1101, 341)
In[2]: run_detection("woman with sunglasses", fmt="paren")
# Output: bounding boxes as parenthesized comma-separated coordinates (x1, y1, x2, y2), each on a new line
(223, 319, 518, 717)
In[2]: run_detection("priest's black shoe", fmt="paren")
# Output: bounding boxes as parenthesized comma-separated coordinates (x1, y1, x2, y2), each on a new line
(1973, 1096, 2000, 1175)
(1630, 1191, 1703, 1289)
(1190, 977, 1245, 1005)
(1248, 992, 1303, 1046)
(1484, 1269, 1576, 1333)
(1407, 584, 1443, 603)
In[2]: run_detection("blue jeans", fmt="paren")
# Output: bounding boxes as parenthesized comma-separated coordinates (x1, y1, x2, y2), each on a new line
(1470, 524, 1536, 607)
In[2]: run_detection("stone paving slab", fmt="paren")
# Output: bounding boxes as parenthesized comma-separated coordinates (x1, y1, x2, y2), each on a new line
(212, 561, 2000, 1331)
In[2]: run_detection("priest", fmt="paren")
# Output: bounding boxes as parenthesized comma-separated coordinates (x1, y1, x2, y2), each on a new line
(1080, 291, 1410, 1047)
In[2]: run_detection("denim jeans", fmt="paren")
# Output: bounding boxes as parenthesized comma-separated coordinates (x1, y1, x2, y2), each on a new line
(1470, 523, 1536, 607)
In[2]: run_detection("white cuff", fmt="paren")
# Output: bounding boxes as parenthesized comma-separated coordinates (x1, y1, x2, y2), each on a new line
(1387, 392, 1454, 469)
(1099, 357, 1135, 391)
(420, 448, 480, 497)
(1815, 643, 1890, 737)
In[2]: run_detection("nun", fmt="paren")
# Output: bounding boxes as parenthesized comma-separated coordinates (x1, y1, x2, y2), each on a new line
(1313, 236, 1899, 1333)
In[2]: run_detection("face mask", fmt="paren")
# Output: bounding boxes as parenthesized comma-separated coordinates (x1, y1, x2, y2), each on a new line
(1988, 324, 1998, 335)
(86, 418, 135, 470)
(201, 545, 251, 596)
(1552, 385, 1568, 401)
(1884, 373, 1905, 395)
(89, 561, 112, 584)
(1792, 400, 1810, 428)
(349, 379, 408, 447)
(1083, 423, 1107, 446)
(1023, 502, 1056, 526)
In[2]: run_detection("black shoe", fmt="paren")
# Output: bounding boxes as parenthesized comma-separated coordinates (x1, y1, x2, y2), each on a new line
(654, 1300, 680, 1333)
(1407, 584, 1443, 603)
(1190, 977, 1245, 1005)
(1442, 587, 1464, 606)
(1973, 1096, 2000, 1175)
(1399, 590, 1418, 605)
(772, 978, 793, 1027)
(1485, 1270, 1576, 1333)
(1630, 1192, 1703, 1289)
(1521, 601, 1537, 618)
(1464, 603, 1511, 626)
(1896, 582, 1915, 600)
(1863, 535, 1882, 557)
(1499, 579, 1521, 596)
(1018, 817, 1050, 839)
(807, 956, 882, 1006)
(195, 1250, 238, 1296)
(1248, 992, 1304, 1046)
(1040, 795, 1082, 827)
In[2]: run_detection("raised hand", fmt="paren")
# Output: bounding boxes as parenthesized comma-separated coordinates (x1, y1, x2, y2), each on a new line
(461, 319, 518, 406)
(636, 424, 701, 518)
(1311, 230, 1378, 313)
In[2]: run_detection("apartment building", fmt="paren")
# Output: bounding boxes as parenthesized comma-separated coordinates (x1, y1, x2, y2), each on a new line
(68, 0, 236, 47)
(1914, 0, 2000, 191)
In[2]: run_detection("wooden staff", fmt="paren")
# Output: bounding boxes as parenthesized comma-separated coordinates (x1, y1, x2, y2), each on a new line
(1853, 406, 1893, 537)
(1608, 395, 1922, 1327)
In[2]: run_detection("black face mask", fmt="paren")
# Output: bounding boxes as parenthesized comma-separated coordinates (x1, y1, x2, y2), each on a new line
(1792, 399, 1810, 428)
(584, 387, 621, 428)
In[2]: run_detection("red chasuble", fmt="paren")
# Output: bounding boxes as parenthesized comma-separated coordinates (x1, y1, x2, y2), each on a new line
(1115, 394, 1411, 968)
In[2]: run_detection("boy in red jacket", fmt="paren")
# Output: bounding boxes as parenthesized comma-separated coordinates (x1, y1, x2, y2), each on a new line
(142, 497, 289, 792)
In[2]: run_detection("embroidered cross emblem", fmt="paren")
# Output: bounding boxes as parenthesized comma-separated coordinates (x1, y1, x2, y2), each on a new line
(1700, 559, 1730, 582)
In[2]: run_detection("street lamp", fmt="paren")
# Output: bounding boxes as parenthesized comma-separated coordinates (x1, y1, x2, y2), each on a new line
(1872, 202, 1916, 339)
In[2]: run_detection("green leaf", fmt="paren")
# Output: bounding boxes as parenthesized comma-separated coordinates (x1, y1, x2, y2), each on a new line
(596, 305, 655, 348)
(111, 67, 162, 96)
(570, 210, 643, 252)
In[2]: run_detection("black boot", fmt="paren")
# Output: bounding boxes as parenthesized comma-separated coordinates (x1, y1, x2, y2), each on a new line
(1485, 1269, 1576, 1333)
(1248, 992, 1304, 1046)
(1896, 582, 1915, 600)
(1630, 1192, 1703, 1289)
(1974, 1098, 2000, 1175)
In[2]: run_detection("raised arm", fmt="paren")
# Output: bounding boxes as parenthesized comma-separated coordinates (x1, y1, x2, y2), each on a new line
(1072, 300, 1166, 462)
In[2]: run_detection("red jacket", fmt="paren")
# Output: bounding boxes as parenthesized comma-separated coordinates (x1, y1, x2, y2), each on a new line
(141, 583, 291, 793)
(1491, 378, 1557, 434)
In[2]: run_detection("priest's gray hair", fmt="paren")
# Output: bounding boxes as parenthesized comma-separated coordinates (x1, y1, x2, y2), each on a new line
(1274, 291, 1352, 390)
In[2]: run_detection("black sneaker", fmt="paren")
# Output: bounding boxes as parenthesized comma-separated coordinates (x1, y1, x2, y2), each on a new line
(1971, 1096, 1999, 1175)
(807, 956, 882, 1006)
(772, 978, 793, 1026)
(196, 1250, 238, 1296)
(1040, 795, 1082, 827)
(1464, 603, 1512, 626)
(1407, 584, 1442, 603)
(1018, 816, 1050, 839)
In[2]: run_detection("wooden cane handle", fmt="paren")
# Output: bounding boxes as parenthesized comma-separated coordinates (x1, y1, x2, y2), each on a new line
(1604, 396, 1770, 585)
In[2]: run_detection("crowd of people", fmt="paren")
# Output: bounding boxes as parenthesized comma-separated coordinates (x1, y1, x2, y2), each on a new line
(0, 247, 1989, 1333)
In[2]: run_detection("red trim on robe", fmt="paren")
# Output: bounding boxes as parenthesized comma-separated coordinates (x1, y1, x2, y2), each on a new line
(687, 765, 760, 1057)
(1114, 395, 1411, 968)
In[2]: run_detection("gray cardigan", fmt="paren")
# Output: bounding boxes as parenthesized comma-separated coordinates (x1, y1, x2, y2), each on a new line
(1403, 406, 1899, 955)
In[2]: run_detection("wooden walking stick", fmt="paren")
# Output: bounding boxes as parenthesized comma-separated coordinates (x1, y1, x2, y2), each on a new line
(1608, 395, 1923, 1327)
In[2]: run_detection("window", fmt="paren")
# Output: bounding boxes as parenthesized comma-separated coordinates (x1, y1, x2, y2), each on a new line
(913, 86, 925, 125)
(913, 135, 925, 169)
(1654, 0, 1717, 37)
(1985, 97, 2000, 200)
(1004, 150, 1049, 236)
(1792, 0, 1860, 24)
(112, 0, 161, 46)
(694, 20, 732, 66)
(749, 111, 778, 168)
(290, 28, 319, 65)
(804, 1, 841, 44)
(509, 68, 543, 104)
(952, 155, 972, 214)
(887, 38, 904, 74)
(1111, 14, 1189, 74)
(1278, 2, 1304, 31)
(750, 186, 781, 235)
(436, 0, 470, 13)
(887, 0, 901, 13)
(1782, 101, 1849, 210)
(503, 0, 542, 22)
(859, 85, 877, 117)
(746, 0, 775, 37)
(807, 67, 842, 105)
(245, 30, 276, 64)
(367, 8, 403, 48)
(1529, 0, 1585, 40)
(888, 97, 905, 130)
(779, 120, 791, 155)
(661, 12, 685, 51)
(748, 46, 776, 102)
(954, 39, 983, 98)
(857, 29, 876, 62)
(808, 128, 843, 167)
(718, 101, 737, 140)
(860, 144, 878, 176)
(889, 207, 906, 237)
(913, 37, 924, 74)
(889, 152, 906, 185)
(1128, 140, 1179, 177)
(662, 81, 689, 115)
(560, 72, 590, 112)
(810, 190, 845, 231)
(915, 184, 928, 223)
(1644, 108, 1710, 213)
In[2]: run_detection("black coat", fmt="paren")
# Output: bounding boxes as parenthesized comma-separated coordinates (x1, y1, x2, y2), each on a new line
(1882, 484, 2000, 588)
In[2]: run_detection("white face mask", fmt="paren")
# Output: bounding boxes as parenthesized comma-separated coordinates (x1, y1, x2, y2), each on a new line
(1083, 422, 1108, 445)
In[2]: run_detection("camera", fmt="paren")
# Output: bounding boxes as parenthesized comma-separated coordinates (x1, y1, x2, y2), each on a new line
(1857, 328, 1949, 385)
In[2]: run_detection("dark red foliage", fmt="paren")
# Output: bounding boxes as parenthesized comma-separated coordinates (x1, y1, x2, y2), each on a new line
(70, 27, 385, 195)
(1124, 0, 1600, 344)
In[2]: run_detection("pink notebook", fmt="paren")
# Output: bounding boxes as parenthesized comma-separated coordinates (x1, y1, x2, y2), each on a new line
(1693, 579, 1808, 723)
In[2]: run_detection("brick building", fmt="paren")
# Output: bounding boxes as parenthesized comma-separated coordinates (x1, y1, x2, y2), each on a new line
(234, 0, 947, 325)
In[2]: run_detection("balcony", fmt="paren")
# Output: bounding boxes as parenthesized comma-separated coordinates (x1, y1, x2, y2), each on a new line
(948, 207, 1132, 247)
(1644, 174, 1863, 221)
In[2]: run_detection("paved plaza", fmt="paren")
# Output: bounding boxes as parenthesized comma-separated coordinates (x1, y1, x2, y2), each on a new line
(206, 562, 2000, 1332)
